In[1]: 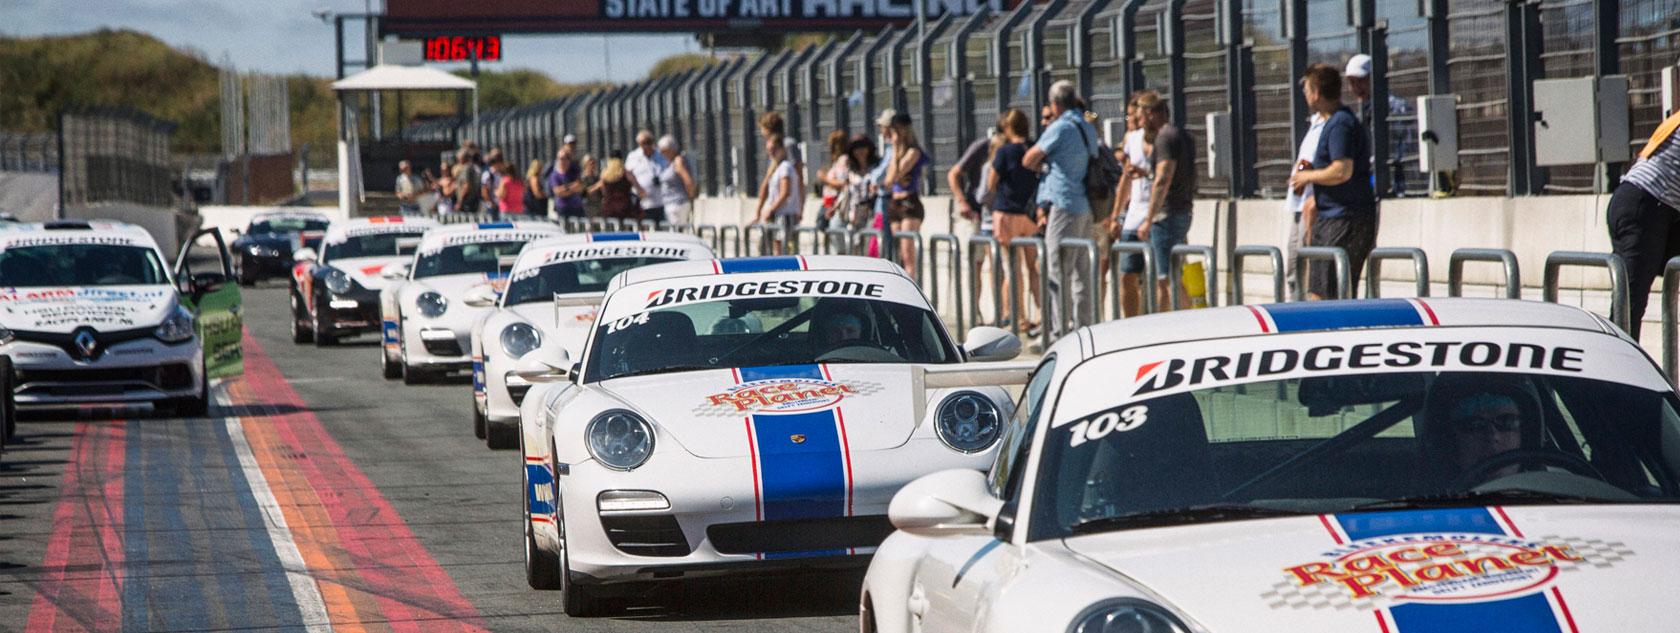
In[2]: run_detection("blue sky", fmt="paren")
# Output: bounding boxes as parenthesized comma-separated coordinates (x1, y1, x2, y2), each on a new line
(2, 0, 699, 82)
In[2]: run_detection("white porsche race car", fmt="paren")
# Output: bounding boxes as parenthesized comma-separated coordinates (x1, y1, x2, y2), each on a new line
(380, 221, 561, 383)
(469, 231, 714, 449)
(513, 255, 1031, 615)
(291, 215, 438, 346)
(0, 220, 242, 416)
(862, 298, 1680, 633)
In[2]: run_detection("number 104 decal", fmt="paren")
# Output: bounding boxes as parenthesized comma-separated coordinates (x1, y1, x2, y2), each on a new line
(1067, 406, 1149, 447)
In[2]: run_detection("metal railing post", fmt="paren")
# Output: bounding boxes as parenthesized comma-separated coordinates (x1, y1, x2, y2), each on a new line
(1365, 247, 1431, 298)
(718, 224, 742, 257)
(1231, 245, 1285, 305)
(851, 228, 884, 258)
(1541, 251, 1630, 333)
(927, 234, 965, 334)
(1107, 241, 1157, 316)
(797, 226, 821, 254)
(1293, 246, 1352, 301)
(824, 227, 853, 254)
(1663, 257, 1680, 384)
(742, 223, 766, 256)
(1168, 245, 1219, 310)
(1447, 248, 1522, 299)
(697, 224, 719, 252)
(969, 235, 1004, 330)
(1004, 237, 1047, 344)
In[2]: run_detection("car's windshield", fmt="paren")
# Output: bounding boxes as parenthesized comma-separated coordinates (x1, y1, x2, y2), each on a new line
(1031, 368, 1680, 541)
(502, 257, 681, 306)
(413, 241, 527, 279)
(323, 233, 422, 261)
(249, 218, 329, 235)
(585, 293, 957, 382)
(0, 244, 169, 286)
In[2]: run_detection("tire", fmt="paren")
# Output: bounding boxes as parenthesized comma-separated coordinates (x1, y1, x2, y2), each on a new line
(472, 396, 487, 439)
(522, 445, 603, 615)
(0, 356, 13, 453)
(524, 451, 563, 590)
(402, 357, 431, 385)
(290, 291, 313, 344)
(381, 348, 402, 380)
(486, 419, 517, 449)
(161, 371, 209, 418)
(313, 295, 336, 347)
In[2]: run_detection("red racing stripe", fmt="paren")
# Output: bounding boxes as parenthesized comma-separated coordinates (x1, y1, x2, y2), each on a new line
(25, 422, 127, 633)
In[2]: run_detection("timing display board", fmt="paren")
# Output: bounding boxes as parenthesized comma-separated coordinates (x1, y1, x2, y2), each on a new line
(382, 0, 1013, 34)
(422, 35, 503, 62)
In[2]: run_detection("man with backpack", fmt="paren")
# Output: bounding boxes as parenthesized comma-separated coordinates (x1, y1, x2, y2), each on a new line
(1135, 90, 1196, 311)
(1024, 80, 1115, 335)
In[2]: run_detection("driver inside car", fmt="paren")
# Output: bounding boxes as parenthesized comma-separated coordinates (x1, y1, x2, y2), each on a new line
(1422, 376, 1543, 487)
(815, 309, 869, 350)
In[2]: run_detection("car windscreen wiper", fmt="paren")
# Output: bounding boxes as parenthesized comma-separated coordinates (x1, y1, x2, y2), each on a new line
(1068, 504, 1306, 534)
(1345, 489, 1646, 512)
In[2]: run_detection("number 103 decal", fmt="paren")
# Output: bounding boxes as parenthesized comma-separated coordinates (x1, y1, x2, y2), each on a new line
(1067, 406, 1149, 447)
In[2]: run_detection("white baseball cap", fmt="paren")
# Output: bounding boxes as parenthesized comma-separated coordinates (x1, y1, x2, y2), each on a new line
(562, 133, 578, 144)
(1345, 54, 1372, 78)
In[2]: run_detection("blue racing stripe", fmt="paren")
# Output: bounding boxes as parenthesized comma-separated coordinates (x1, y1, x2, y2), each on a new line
(589, 232, 641, 242)
(382, 320, 399, 344)
(742, 364, 846, 558)
(477, 221, 515, 229)
(1263, 298, 1424, 333)
(526, 464, 555, 516)
(719, 256, 802, 274)
(472, 357, 485, 393)
(1336, 509, 1564, 633)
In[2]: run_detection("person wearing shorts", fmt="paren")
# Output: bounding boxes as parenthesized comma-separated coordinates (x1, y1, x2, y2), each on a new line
(1135, 90, 1197, 311)
(989, 109, 1041, 332)
(1111, 96, 1154, 316)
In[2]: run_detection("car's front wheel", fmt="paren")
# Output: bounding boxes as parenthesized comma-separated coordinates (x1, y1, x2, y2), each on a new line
(472, 395, 487, 439)
(313, 295, 336, 347)
(381, 346, 402, 380)
(522, 444, 604, 616)
(290, 290, 313, 344)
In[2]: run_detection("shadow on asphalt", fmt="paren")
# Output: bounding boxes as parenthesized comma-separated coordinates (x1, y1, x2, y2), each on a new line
(607, 569, 864, 622)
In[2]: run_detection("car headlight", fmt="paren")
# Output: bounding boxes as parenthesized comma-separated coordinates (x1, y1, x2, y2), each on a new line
(934, 391, 1003, 453)
(500, 322, 542, 359)
(586, 409, 655, 471)
(248, 244, 280, 258)
(155, 306, 195, 343)
(0, 325, 15, 344)
(1068, 599, 1189, 633)
(415, 291, 447, 318)
(323, 268, 353, 295)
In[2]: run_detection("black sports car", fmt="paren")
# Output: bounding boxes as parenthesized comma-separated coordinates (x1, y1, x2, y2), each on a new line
(234, 211, 331, 285)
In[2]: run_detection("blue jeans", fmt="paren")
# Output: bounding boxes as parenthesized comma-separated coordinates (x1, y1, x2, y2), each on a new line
(1148, 213, 1193, 279)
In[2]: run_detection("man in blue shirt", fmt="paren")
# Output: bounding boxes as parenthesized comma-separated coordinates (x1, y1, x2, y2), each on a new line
(1024, 80, 1101, 334)
(1290, 63, 1377, 300)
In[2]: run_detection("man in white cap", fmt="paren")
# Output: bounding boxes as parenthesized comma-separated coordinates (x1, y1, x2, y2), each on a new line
(562, 133, 578, 152)
(1344, 53, 1414, 195)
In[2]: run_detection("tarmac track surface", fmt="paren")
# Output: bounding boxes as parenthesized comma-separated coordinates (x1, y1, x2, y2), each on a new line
(0, 283, 862, 632)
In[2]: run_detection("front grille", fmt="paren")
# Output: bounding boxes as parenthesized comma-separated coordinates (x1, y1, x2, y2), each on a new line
(13, 327, 157, 361)
(601, 515, 691, 557)
(706, 516, 895, 555)
(421, 337, 464, 357)
(507, 384, 531, 406)
(17, 362, 194, 393)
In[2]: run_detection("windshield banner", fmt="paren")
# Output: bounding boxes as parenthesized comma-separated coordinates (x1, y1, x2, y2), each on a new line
(329, 223, 429, 244)
(418, 230, 558, 256)
(1056, 328, 1664, 427)
(511, 243, 712, 283)
(601, 271, 929, 321)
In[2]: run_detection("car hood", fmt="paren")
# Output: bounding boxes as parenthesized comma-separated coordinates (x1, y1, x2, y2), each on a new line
(328, 256, 409, 291)
(597, 364, 917, 458)
(0, 285, 176, 333)
(1059, 505, 1680, 632)
(411, 272, 507, 299)
(504, 297, 600, 358)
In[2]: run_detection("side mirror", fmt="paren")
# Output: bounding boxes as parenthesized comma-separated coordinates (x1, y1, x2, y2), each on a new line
(962, 326, 1021, 362)
(513, 348, 572, 384)
(293, 247, 317, 263)
(380, 262, 409, 280)
(887, 469, 1002, 535)
(188, 271, 227, 296)
(463, 285, 499, 308)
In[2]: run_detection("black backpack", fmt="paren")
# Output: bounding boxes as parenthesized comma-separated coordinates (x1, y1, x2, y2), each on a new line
(1077, 120, 1121, 203)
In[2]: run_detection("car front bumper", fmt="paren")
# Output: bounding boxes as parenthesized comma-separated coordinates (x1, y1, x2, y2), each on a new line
(319, 288, 382, 336)
(3, 337, 202, 406)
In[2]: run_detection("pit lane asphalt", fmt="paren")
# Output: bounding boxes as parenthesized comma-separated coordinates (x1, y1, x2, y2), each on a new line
(0, 282, 862, 632)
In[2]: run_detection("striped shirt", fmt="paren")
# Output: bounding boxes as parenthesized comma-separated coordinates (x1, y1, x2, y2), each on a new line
(1625, 134, 1680, 211)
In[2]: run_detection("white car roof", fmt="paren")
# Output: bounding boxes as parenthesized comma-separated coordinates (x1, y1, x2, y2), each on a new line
(322, 215, 439, 245)
(511, 232, 714, 273)
(415, 220, 563, 255)
(608, 255, 909, 292)
(250, 209, 330, 223)
(0, 220, 161, 251)
(1062, 298, 1619, 360)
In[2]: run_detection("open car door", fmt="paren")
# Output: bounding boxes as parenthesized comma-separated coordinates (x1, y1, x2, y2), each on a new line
(175, 227, 244, 378)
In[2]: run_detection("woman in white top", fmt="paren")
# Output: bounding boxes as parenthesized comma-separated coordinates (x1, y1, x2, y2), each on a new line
(1110, 97, 1155, 316)
(754, 135, 803, 255)
(657, 135, 697, 226)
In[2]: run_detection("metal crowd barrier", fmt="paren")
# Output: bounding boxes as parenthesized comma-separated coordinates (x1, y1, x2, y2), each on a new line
(1169, 244, 1219, 310)
(1107, 241, 1157, 316)
(1365, 247, 1431, 298)
(824, 227, 853, 254)
(1055, 238, 1101, 330)
(1664, 257, 1680, 383)
(696, 224, 719, 252)
(927, 234, 965, 334)
(795, 226, 822, 254)
(1541, 251, 1630, 333)
(1447, 248, 1522, 299)
(1002, 237, 1047, 344)
(968, 235, 1004, 330)
(851, 228, 884, 257)
(1293, 246, 1352, 301)
(718, 224, 742, 257)
(1230, 244, 1285, 305)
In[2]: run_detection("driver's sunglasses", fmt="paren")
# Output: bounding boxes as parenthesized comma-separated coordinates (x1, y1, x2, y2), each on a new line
(1451, 413, 1522, 434)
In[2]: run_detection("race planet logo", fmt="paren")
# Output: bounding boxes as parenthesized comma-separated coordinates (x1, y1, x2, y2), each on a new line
(644, 279, 886, 309)
(1269, 534, 1623, 608)
(1132, 341, 1586, 397)
(692, 377, 880, 416)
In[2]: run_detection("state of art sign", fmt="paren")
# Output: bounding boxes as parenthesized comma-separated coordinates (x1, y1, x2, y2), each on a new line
(383, 0, 1012, 34)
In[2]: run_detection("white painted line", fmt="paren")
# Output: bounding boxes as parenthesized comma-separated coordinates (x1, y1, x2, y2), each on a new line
(217, 383, 335, 633)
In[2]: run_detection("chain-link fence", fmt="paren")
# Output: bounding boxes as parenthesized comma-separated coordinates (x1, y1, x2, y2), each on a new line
(59, 108, 177, 208)
(405, 0, 1680, 201)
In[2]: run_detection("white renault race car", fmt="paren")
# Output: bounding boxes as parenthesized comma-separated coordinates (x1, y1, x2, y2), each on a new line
(381, 221, 561, 383)
(0, 220, 242, 416)
(513, 255, 1031, 615)
(468, 231, 714, 449)
(290, 215, 438, 346)
(862, 297, 1680, 633)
